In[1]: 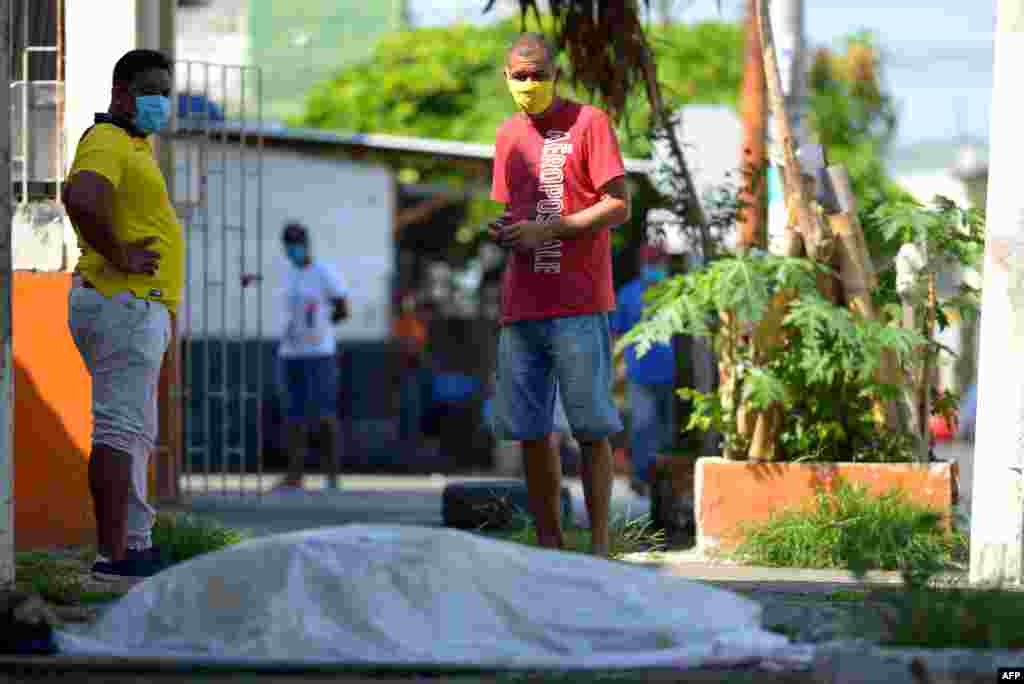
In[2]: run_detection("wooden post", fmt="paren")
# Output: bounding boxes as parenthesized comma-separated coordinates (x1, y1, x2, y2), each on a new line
(827, 165, 910, 434)
(756, 0, 831, 261)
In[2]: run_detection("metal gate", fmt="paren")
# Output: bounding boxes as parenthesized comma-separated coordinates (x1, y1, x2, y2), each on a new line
(170, 60, 266, 497)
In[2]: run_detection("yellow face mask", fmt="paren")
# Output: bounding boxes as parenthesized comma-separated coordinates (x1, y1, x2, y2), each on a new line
(506, 77, 556, 115)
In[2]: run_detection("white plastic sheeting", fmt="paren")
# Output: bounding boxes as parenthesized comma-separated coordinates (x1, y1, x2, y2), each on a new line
(56, 525, 813, 670)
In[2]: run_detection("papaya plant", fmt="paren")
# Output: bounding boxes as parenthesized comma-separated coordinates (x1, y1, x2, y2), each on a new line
(617, 253, 925, 461)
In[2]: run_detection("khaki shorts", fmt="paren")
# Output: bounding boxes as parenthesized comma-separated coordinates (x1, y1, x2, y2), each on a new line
(68, 283, 171, 549)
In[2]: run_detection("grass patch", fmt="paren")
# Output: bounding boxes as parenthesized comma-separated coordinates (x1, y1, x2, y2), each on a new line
(151, 511, 248, 563)
(728, 478, 1024, 648)
(732, 479, 965, 576)
(876, 581, 1024, 651)
(877, 583, 1024, 649)
(14, 553, 88, 606)
(13, 514, 246, 607)
(823, 589, 867, 603)
(482, 514, 666, 559)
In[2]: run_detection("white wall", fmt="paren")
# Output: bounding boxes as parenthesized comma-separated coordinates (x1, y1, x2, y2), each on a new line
(13, 0, 140, 271)
(173, 140, 395, 342)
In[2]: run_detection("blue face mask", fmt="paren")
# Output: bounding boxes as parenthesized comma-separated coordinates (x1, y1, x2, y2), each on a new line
(642, 265, 667, 282)
(285, 243, 308, 267)
(133, 95, 171, 135)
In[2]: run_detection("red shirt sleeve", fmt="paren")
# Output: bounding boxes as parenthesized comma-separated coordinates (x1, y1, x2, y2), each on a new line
(584, 108, 626, 191)
(491, 126, 511, 204)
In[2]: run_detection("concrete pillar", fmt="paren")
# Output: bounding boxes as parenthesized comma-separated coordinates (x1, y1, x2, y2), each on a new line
(0, 0, 14, 587)
(968, 0, 1024, 587)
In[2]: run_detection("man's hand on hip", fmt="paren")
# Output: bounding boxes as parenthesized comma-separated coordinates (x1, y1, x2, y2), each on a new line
(114, 237, 161, 276)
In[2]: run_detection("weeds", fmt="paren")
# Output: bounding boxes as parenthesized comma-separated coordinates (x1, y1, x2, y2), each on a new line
(151, 511, 248, 563)
(13, 514, 246, 607)
(732, 479, 964, 574)
(483, 513, 666, 559)
(14, 553, 87, 606)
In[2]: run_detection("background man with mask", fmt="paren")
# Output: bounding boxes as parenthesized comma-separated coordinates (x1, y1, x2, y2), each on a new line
(63, 49, 179, 582)
(488, 33, 630, 557)
(277, 222, 348, 491)
(610, 246, 678, 497)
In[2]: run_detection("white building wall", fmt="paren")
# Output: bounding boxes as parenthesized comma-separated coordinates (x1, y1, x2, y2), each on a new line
(894, 169, 975, 393)
(16, 0, 175, 272)
(173, 141, 395, 342)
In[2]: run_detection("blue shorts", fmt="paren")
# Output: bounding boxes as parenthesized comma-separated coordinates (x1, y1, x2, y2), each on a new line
(282, 355, 338, 423)
(494, 313, 623, 442)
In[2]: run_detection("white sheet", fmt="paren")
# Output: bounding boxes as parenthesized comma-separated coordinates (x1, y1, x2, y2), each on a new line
(56, 525, 813, 670)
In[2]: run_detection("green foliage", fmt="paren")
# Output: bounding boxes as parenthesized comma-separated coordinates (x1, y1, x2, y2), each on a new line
(151, 512, 248, 563)
(295, 18, 743, 160)
(297, 22, 520, 147)
(14, 552, 90, 606)
(882, 585, 1024, 649)
(620, 254, 925, 461)
(872, 195, 985, 326)
(482, 515, 666, 559)
(732, 479, 964, 574)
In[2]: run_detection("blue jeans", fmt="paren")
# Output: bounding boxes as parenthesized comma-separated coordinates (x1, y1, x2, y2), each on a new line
(281, 355, 339, 423)
(628, 381, 676, 484)
(494, 313, 622, 442)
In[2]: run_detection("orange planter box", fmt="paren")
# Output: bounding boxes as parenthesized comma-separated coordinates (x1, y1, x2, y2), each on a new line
(694, 457, 959, 552)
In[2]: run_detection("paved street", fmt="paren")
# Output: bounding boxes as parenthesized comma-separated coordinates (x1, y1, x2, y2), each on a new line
(171, 474, 652, 539)
(171, 438, 974, 540)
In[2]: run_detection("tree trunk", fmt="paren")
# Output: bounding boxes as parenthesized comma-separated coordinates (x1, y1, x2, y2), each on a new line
(738, 0, 767, 249)
(748, 0, 831, 461)
(755, 0, 830, 262)
(827, 165, 910, 434)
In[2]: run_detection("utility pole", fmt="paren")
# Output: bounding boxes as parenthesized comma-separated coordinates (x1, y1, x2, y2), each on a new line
(0, 0, 13, 587)
(763, 0, 811, 255)
(968, 0, 1024, 587)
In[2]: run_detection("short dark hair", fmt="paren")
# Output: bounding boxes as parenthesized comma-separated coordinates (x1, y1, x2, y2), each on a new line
(113, 49, 172, 86)
(282, 221, 309, 244)
(507, 33, 556, 67)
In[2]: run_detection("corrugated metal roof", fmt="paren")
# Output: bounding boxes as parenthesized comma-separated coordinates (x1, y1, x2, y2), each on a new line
(172, 121, 656, 176)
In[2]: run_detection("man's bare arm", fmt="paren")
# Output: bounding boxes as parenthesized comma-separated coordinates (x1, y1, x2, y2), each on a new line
(63, 171, 159, 275)
(550, 176, 631, 240)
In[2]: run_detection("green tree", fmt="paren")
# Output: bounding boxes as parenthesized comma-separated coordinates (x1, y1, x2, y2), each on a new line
(294, 18, 744, 159)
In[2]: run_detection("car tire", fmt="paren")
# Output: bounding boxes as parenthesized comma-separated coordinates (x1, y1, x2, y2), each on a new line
(442, 480, 573, 531)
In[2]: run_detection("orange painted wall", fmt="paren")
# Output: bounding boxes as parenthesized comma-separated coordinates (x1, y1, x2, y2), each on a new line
(13, 272, 95, 550)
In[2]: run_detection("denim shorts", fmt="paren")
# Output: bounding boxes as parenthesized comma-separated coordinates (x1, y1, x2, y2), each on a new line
(494, 313, 623, 442)
(281, 355, 338, 422)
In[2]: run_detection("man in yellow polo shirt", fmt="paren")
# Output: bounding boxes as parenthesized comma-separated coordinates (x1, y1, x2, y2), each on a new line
(62, 49, 182, 583)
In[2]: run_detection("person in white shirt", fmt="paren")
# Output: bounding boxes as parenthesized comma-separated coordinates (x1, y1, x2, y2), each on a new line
(277, 222, 349, 490)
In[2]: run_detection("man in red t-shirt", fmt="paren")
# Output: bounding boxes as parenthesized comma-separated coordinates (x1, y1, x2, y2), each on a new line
(488, 33, 631, 557)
